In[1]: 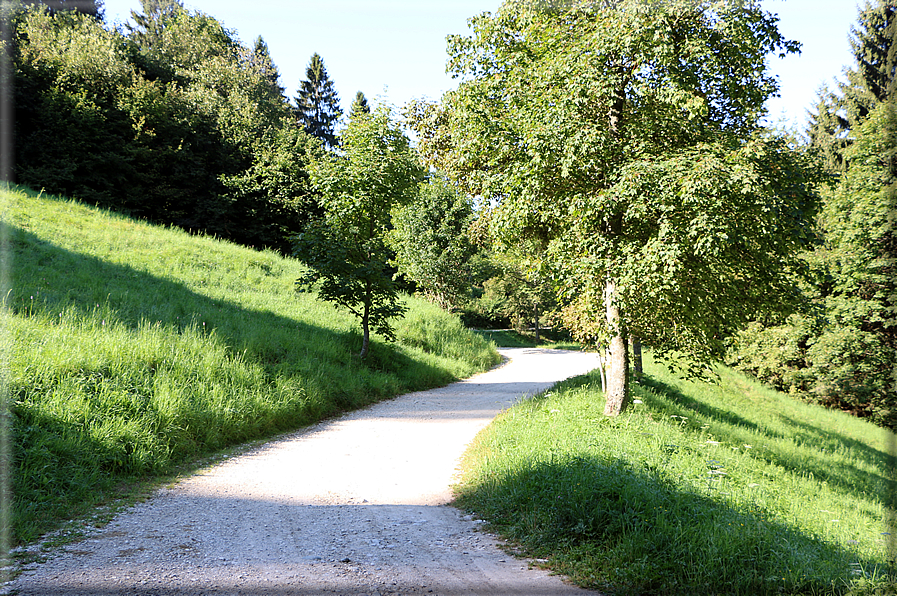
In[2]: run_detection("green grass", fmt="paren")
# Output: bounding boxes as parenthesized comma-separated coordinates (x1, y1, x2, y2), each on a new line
(2, 186, 501, 544)
(454, 351, 893, 596)
(471, 328, 580, 349)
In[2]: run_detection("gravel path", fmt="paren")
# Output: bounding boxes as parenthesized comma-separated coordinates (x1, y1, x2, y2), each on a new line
(7, 347, 604, 596)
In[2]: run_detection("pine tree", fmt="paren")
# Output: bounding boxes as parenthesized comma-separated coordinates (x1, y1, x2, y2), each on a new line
(127, 0, 183, 50)
(733, 0, 897, 428)
(294, 53, 342, 149)
(848, 1, 897, 107)
(807, 87, 850, 173)
(809, 0, 897, 171)
(350, 91, 370, 118)
(250, 36, 284, 97)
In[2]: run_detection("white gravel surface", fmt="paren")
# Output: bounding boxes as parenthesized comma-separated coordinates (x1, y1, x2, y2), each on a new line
(7, 347, 605, 596)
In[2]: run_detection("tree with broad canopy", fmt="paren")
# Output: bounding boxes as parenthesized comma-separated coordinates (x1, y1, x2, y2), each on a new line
(412, 0, 822, 415)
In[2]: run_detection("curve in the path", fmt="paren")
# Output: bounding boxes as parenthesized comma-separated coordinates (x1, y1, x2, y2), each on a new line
(7, 347, 604, 596)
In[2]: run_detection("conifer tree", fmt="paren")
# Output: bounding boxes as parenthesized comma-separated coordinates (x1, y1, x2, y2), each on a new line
(250, 36, 284, 97)
(848, 1, 897, 108)
(127, 0, 183, 50)
(294, 53, 342, 149)
(809, 1, 897, 170)
(807, 88, 850, 173)
(350, 91, 370, 118)
(733, 0, 897, 428)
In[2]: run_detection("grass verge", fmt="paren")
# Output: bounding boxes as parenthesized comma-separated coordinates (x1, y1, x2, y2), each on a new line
(2, 186, 500, 545)
(454, 351, 892, 595)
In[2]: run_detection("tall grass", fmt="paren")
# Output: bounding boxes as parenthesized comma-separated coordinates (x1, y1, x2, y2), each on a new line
(455, 351, 891, 595)
(3, 186, 500, 544)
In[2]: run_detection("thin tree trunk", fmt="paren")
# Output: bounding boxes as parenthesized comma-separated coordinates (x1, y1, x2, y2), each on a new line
(630, 335, 643, 380)
(603, 278, 629, 416)
(534, 305, 540, 342)
(359, 284, 371, 360)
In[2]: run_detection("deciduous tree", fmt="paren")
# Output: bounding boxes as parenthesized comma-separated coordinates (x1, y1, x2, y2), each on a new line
(294, 107, 423, 359)
(430, 0, 818, 415)
(390, 175, 476, 311)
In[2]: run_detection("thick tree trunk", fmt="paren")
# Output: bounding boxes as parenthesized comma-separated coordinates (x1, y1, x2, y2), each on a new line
(630, 336, 643, 380)
(603, 278, 629, 416)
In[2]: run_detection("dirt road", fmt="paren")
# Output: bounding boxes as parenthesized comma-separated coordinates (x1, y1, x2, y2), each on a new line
(7, 347, 603, 596)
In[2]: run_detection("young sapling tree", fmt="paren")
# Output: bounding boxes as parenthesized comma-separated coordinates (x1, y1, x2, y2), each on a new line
(294, 106, 423, 359)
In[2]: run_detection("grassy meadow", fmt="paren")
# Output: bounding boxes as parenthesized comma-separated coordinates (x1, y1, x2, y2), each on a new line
(455, 351, 893, 595)
(1, 186, 500, 544)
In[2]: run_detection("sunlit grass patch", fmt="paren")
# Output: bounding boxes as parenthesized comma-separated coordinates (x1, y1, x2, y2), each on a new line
(4, 186, 500, 544)
(455, 352, 891, 595)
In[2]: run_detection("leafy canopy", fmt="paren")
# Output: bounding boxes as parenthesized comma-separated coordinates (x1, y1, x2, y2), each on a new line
(294, 106, 423, 359)
(428, 0, 819, 412)
(389, 175, 476, 311)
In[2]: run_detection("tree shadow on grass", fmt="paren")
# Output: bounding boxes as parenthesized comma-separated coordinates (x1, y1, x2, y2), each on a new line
(638, 374, 889, 511)
(456, 454, 878, 595)
(9, 223, 455, 395)
(7, 224, 459, 542)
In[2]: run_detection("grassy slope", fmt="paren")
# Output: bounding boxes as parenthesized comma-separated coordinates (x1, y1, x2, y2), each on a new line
(3, 186, 500, 544)
(455, 351, 892, 596)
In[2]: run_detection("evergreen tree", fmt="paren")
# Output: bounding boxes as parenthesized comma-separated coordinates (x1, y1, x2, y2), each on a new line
(249, 36, 284, 97)
(807, 87, 850, 173)
(127, 0, 183, 51)
(350, 91, 370, 118)
(810, 102, 897, 427)
(809, 1, 897, 171)
(848, 1, 897, 108)
(730, 0, 897, 429)
(294, 53, 341, 149)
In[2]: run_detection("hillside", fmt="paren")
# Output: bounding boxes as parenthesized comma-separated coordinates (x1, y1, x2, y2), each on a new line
(2, 186, 500, 544)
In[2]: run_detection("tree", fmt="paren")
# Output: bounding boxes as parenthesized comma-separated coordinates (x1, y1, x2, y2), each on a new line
(248, 35, 285, 98)
(13, 3, 313, 253)
(809, 1, 897, 172)
(390, 175, 476, 311)
(729, 0, 897, 429)
(810, 102, 897, 425)
(350, 90, 370, 118)
(294, 107, 423, 359)
(294, 52, 341, 149)
(427, 0, 818, 415)
(482, 252, 556, 339)
(126, 0, 182, 50)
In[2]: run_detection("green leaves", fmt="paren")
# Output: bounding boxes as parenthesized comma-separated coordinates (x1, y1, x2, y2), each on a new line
(389, 175, 477, 311)
(295, 107, 424, 358)
(433, 0, 817, 409)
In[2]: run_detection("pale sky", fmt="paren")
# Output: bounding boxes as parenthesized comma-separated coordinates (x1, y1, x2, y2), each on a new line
(101, 0, 859, 131)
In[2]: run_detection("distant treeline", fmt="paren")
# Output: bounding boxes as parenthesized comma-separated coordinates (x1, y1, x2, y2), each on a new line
(11, 1, 322, 253)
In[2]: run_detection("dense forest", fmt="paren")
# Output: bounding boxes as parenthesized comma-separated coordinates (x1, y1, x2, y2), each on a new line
(4, 0, 895, 429)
